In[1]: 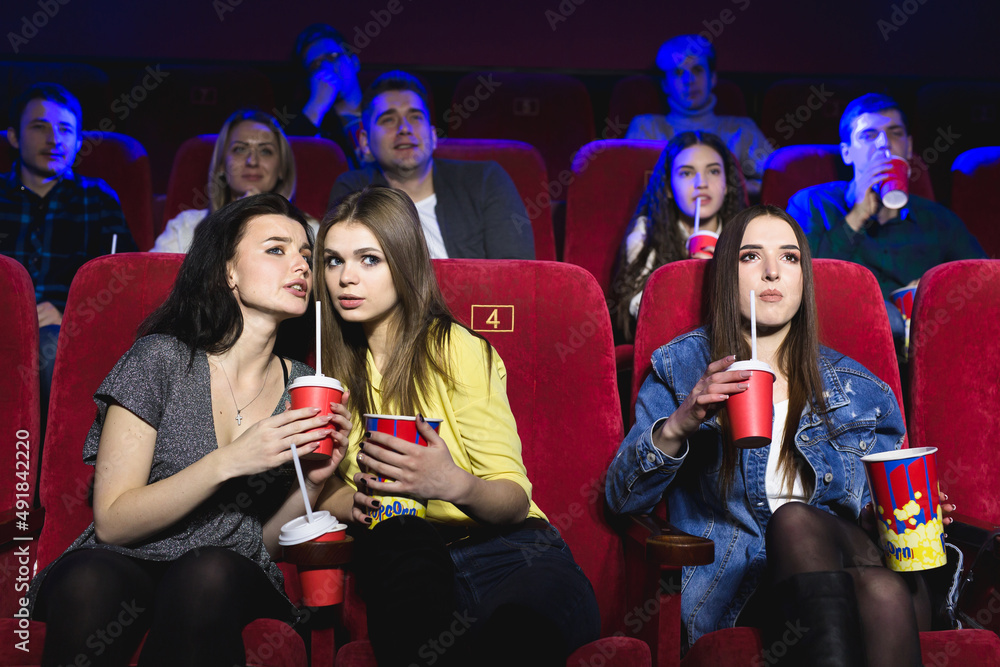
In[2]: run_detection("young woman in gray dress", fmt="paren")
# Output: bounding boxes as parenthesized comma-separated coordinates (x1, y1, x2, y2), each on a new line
(30, 193, 353, 667)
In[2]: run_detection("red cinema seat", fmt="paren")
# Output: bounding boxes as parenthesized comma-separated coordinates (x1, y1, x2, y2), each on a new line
(951, 147, 1000, 257)
(609, 75, 748, 131)
(907, 260, 1000, 523)
(0, 132, 155, 251)
(563, 140, 666, 297)
(762, 143, 935, 210)
(319, 260, 649, 666)
(626, 257, 1000, 666)
(0, 256, 42, 621)
(162, 135, 349, 235)
(0, 254, 308, 667)
(447, 72, 595, 181)
(907, 259, 1000, 633)
(434, 138, 556, 260)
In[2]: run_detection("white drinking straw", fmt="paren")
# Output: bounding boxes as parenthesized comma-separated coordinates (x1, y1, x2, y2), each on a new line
(111, 234, 118, 255)
(750, 290, 757, 360)
(289, 443, 315, 523)
(315, 300, 322, 376)
(693, 174, 702, 235)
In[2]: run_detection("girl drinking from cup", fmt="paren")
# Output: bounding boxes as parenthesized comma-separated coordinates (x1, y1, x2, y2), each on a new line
(611, 131, 747, 341)
(606, 205, 955, 666)
(30, 194, 353, 667)
(314, 186, 599, 667)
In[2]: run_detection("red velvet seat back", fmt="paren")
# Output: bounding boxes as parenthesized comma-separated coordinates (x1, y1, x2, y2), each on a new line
(762, 143, 935, 210)
(563, 140, 666, 296)
(908, 260, 1000, 523)
(36, 254, 184, 570)
(0, 256, 40, 617)
(1, 132, 155, 251)
(951, 147, 1000, 258)
(631, 259, 904, 428)
(162, 135, 349, 233)
(608, 74, 747, 130)
(448, 72, 595, 180)
(430, 259, 626, 635)
(434, 138, 556, 260)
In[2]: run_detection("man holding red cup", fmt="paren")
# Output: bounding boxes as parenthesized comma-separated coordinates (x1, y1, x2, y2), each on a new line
(787, 93, 986, 351)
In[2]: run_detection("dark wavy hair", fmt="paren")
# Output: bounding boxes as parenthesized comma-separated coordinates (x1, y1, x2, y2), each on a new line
(708, 204, 826, 500)
(140, 193, 313, 359)
(611, 131, 747, 340)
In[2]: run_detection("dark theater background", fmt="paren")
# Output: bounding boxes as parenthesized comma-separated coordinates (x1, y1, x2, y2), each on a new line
(4, 0, 997, 199)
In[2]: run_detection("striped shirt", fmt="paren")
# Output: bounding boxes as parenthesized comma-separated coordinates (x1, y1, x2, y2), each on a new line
(0, 166, 135, 310)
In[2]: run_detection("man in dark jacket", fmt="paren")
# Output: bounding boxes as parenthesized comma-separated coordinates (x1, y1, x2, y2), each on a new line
(328, 71, 534, 259)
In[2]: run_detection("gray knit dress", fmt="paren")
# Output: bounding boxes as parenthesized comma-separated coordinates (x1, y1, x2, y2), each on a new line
(28, 334, 315, 615)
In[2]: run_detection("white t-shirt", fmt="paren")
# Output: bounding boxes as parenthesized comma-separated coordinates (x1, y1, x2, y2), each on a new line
(765, 399, 808, 512)
(413, 194, 448, 259)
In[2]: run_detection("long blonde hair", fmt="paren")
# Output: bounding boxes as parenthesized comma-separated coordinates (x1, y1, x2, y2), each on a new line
(314, 186, 491, 418)
(208, 109, 296, 212)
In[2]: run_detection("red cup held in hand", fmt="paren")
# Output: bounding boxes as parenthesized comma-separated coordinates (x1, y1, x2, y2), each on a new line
(725, 360, 776, 448)
(289, 376, 344, 460)
(687, 230, 719, 258)
(879, 156, 909, 210)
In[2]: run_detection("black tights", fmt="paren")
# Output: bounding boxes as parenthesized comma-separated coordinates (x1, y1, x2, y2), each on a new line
(34, 546, 290, 667)
(754, 503, 930, 666)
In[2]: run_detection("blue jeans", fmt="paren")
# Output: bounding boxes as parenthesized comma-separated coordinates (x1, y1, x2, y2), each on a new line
(354, 516, 600, 667)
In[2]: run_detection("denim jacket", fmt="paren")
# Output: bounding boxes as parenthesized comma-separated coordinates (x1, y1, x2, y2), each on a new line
(606, 328, 905, 648)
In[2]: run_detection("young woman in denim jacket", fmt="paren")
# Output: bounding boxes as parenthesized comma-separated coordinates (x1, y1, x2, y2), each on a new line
(606, 205, 955, 666)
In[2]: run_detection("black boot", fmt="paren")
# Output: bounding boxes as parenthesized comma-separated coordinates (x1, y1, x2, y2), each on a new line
(764, 571, 868, 667)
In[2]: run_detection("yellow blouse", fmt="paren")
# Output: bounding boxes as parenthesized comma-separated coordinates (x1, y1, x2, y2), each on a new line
(337, 324, 546, 525)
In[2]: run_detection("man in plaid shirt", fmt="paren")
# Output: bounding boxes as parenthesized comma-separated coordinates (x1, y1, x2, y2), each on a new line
(2, 82, 135, 422)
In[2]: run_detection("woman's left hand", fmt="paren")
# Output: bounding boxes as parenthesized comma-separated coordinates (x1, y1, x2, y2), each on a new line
(355, 415, 472, 504)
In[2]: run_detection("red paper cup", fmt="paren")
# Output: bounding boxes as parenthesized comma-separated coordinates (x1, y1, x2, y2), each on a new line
(879, 156, 909, 210)
(890, 285, 917, 321)
(862, 447, 946, 572)
(279, 512, 348, 606)
(289, 376, 344, 460)
(362, 414, 442, 528)
(687, 230, 719, 258)
(725, 360, 775, 448)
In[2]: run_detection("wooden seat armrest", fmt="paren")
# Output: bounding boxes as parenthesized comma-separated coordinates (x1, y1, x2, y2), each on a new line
(281, 535, 353, 568)
(623, 513, 714, 567)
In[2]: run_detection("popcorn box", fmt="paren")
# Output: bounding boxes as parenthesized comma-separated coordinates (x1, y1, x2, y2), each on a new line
(862, 447, 947, 572)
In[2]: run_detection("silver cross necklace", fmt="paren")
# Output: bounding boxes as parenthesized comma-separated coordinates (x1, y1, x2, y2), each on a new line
(217, 356, 272, 425)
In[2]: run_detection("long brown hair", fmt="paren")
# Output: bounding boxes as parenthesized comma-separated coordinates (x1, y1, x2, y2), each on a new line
(314, 186, 490, 419)
(611, 131, 747, 341)
(708, 205, 826, 500)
